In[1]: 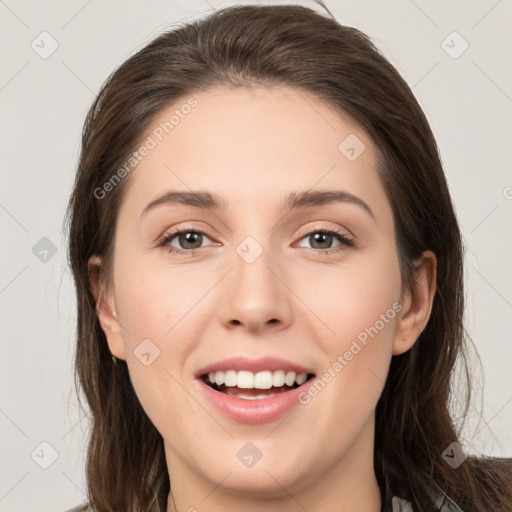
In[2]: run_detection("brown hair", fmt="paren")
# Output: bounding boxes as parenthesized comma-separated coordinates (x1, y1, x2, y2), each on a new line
(66, 3, 512, 511)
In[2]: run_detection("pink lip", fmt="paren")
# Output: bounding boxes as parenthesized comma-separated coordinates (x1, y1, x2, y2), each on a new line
(196, 377, 315, 425)
(194, 356, 316, 425)
(194, 356, 316, 424)
(195, 356, 315, 377)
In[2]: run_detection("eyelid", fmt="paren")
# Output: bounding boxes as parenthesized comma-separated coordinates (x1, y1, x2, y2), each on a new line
(292, 223, 355, 251)
(157, 222, 355, 254)
(294, 222, 354, 241)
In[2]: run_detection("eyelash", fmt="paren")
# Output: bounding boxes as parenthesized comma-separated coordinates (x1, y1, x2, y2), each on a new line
(156, 225, 355, 256)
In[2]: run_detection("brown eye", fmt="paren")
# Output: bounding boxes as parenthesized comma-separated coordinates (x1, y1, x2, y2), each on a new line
(158, 229, 214, 254)
(176, 231, 204, 250)
(308, 232, 334, 250)
(296, 228, 354, 252)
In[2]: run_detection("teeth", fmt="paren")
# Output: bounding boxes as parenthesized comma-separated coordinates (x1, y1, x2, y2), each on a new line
(285, 371, 296, 386)
(296, 373, 307, 385)
(224, 370, 237, 387)
(237, 371, 254, 389)
(206, 370, 309, 389)
(236, 393, 278, 400)
(254, 371, 272, 389)
(272, 370, 285, 387)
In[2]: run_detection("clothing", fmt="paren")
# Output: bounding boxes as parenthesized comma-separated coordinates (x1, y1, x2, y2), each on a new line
(389, 478, 464, 512)
(385, 463, 465, 512)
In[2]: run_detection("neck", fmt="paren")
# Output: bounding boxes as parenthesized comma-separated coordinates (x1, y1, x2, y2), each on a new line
(165, 417, 381, 512)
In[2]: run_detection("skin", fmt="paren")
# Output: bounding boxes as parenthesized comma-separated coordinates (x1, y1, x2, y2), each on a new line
(89, 85, 436, 512)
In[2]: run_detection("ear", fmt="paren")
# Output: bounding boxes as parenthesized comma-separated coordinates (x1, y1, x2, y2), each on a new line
(393, 250, 437, 356)
(88, 256, 126, 360)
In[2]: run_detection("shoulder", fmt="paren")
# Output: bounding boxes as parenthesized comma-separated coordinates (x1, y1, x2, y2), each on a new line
(63, 505, 92, 512)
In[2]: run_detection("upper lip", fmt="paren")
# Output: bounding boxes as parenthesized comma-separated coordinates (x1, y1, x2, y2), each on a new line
(195, 356, 316, 378)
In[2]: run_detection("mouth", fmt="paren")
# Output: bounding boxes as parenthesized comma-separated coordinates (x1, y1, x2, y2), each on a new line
(200, 370, 316, 400)
(195, 356, 317, 424)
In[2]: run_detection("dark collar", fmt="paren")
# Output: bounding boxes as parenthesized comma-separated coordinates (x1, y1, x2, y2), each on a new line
(384, 465, 465, 512)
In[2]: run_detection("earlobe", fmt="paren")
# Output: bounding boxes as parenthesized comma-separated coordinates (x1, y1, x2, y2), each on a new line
(87, 256, 126, 360)
(392, 250, 437, 356)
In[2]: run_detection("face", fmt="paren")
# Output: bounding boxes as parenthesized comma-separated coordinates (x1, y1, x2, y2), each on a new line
(92, 85, 435, 507)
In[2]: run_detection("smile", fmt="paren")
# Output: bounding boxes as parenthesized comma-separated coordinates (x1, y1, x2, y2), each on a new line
(195, 357, 317, 424)
(202, 370, 313, 399)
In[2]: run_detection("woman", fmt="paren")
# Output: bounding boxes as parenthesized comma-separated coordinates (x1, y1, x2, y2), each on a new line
(65, 2, 512, 511)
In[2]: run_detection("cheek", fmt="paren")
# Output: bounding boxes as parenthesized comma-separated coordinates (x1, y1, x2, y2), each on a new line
(112, 260, 204, 439)
(315, 280, 399, 408)
(114, 251, 206, 343)
(304, 242, 402, 345)
(111, 253, 211, 413)
(300, 244, 401, 407)
(296, 292, 399, 458)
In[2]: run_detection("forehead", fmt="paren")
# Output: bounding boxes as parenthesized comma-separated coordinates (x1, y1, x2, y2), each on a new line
(118, 85, 391, 223)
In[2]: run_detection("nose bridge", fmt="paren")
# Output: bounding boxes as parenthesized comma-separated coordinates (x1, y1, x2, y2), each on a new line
(218, 228, 293, 330)
(233, 231, 280, 303)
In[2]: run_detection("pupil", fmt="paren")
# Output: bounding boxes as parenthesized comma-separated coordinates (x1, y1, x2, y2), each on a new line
(181, 232, 201, 249)
(312, 232, 331, 249)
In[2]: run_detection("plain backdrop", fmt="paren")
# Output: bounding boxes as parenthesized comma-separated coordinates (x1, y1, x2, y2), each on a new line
(0, 1, 511, 510)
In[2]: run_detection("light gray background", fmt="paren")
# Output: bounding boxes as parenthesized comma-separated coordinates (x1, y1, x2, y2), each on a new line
(1, 1, 511, 510)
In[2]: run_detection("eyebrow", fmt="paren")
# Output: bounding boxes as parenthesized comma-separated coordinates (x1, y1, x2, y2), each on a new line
(141, 189, 376, 221)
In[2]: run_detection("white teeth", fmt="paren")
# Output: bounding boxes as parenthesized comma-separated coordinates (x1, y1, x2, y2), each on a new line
(206, 369, 309, 389)
(254, 371, 273, 389)
(285, 372, 296, 386)
(296, 373, 307, 385)
(215, 371, 225, 386)
(237, 371, 254, 389)
(272, 370, 285, 387)
(236, 393, 278, 400)
(224, 370, 237, 387)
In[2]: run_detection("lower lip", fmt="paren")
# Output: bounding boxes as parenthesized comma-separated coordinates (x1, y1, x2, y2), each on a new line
(197, 378, 315, 425)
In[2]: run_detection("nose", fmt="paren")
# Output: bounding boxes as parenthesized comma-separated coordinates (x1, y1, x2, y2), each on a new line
(218, 242, 293, 333)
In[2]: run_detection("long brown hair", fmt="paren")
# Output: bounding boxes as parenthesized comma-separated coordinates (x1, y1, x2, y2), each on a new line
(66, 3, 512, 511)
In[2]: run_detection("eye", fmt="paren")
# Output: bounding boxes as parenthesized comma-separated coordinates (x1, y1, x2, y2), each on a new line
(295, 226, 354, 253)
(157, 225, 354, 256)
(157, 227, 216, 255)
